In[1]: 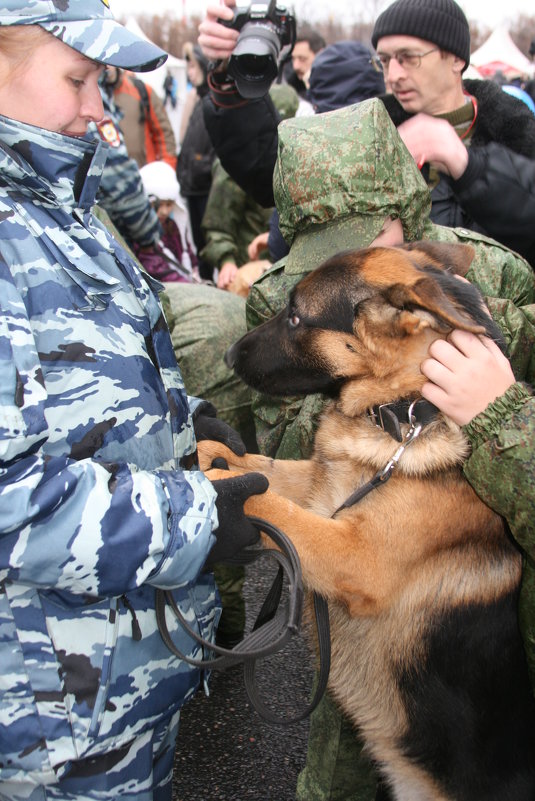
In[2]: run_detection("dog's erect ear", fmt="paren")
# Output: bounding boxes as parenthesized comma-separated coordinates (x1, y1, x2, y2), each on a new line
(386, 275, 486, 335)
(399, 241, 476, 276)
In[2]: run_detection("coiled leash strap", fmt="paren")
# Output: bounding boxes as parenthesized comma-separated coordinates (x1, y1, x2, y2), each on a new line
(155, 516, 331, 725)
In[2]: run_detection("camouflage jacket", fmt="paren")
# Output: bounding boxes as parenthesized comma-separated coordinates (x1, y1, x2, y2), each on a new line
(200, 160, 273, 270)
(0, 115, 219, 783)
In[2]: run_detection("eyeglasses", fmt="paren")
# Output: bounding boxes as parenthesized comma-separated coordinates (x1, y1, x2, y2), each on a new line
(374, 47, 439, 72)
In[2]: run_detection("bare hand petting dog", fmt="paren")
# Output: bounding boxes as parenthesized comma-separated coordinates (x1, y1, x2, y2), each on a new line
(204, 472, 269, 569)
(397, 114, 469, 178)
(421, 330, 515, 425)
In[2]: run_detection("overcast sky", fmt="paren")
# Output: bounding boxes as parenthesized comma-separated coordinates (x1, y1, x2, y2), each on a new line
(111, 0, 535, 32)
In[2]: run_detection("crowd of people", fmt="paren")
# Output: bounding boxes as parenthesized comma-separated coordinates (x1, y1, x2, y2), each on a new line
(0, 0, 535, 798)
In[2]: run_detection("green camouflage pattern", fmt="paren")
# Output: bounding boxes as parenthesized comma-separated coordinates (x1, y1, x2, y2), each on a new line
(212, 562, 246, 642)
(247, 103, 535, 461)
(273, 98, 431, 273)
(162, 282, 257, 452)
(0, 0, 167, 72)
(296, 690, 377, 801)
(200, 159, 273, 271)
(463, 376, 535, 687)
(245, 96, 535, 799)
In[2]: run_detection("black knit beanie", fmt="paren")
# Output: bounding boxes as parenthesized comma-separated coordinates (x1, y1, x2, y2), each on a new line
(371, 0, 470, 69)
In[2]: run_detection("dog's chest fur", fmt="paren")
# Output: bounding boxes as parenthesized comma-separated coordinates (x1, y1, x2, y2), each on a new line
(299, 404, 523, 800)
(302, 404, 469, 518)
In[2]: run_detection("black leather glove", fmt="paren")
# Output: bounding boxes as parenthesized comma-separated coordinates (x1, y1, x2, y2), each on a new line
(204, 473, 269, 569)
(193, 402, 246, 456)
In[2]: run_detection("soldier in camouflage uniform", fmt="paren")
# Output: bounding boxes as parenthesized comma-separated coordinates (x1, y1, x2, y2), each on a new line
(245, 98, 535, 800)
(0, 2, 267, 799)
(96, 93, 162, 251)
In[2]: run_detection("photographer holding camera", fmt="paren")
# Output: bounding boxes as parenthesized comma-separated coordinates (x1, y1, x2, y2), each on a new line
(199, 1, 382, 201)
(199, 0, 295, 208)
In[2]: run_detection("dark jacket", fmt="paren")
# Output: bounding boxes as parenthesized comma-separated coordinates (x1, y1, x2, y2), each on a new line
(203, 89, 280, 208)
(381, 79, 535, 266)
(177, 88, 215, 198)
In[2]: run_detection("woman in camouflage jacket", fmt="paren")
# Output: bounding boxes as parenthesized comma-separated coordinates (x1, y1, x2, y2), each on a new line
(0, 3, 267, 799)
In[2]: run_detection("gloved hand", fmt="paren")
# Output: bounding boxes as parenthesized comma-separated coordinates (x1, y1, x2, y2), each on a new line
(204, 472, 269, 569)
(193, 402, 246, 456)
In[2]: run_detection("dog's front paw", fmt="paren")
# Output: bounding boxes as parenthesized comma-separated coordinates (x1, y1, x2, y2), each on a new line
(197, 440, 241, 472)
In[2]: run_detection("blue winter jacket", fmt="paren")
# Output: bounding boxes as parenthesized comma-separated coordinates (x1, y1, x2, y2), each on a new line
(0, 115, 219, 784)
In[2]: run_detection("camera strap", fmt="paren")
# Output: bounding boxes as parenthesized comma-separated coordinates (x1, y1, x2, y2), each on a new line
(207, 68, 250, 109)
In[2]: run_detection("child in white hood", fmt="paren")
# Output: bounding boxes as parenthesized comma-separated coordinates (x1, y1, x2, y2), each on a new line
(137, 160, 199, 282)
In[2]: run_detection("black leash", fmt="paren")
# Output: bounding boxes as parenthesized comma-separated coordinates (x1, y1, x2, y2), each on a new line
(157, 399, 435, 722)
(155, 516, 331, 725)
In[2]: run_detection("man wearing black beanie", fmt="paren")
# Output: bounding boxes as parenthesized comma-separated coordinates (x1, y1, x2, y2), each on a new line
(370, 0, 535, 269)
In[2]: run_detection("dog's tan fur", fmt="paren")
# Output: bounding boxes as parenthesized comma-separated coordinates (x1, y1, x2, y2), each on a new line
(198, 243, 534, 800)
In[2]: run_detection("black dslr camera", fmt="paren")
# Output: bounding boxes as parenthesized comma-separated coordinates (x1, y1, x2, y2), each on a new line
(222, 0, 296, 99)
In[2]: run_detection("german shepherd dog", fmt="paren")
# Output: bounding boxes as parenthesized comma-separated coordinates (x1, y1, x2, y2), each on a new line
(198, 242, 535, 801)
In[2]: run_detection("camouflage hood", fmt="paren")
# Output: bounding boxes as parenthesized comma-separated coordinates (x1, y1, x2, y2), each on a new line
(0, 114, 107, 211)
(274, 97, 431, 273)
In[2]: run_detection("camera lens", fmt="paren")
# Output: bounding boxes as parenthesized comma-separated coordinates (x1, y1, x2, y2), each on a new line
(228, 22, 281, 98)
(236, 53, 275, 77)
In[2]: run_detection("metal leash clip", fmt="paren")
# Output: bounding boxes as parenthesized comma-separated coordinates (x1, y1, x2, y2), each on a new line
(379, 402, 423, 481)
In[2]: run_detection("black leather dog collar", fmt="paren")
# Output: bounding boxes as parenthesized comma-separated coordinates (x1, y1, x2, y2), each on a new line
(367, 399, 439, 442)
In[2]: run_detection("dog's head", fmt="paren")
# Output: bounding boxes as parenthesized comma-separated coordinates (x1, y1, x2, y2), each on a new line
(226, 242, 505, 403)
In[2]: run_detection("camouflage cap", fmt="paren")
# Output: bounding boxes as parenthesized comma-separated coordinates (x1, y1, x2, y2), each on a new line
(274, 97, 431, 274)
(0, 0, 167, 72)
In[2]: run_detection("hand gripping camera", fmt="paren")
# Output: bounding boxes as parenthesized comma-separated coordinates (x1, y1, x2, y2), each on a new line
(222, 0, 296, 99)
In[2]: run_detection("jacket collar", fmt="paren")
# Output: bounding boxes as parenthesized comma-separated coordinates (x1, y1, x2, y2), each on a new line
(0, 115, 108, 212)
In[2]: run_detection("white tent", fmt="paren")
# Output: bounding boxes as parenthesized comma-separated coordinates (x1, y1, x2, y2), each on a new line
(124, 16, 189, 145)
(463, 64, 483, 80)
(470, 26, 535, 79)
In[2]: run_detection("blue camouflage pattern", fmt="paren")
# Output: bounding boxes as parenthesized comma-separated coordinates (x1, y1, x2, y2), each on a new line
(0, 113, 220, 788)
(0, 0, 167, 72)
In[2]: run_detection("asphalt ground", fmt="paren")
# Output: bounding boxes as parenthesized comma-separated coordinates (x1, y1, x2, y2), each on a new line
(172, 556, 315, 801)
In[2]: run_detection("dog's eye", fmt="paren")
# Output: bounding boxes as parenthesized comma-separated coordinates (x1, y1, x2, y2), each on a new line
(288, 313, 300, 328)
